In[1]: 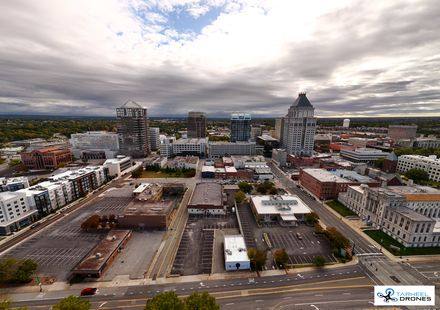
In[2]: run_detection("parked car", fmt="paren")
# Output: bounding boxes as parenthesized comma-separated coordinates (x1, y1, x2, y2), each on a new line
(30, 223, 41, 229)
(80, 288, 98, 296)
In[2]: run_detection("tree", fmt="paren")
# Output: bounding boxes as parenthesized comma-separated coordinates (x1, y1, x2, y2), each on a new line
(0, 258, 18, 283)
(273, 248, 289, 268)
(145, 291, 183, 310)
(312, 255, 326, 267)
(0, 296, 27, 310)
(53, 296, 91, 310)
(374, 158, 384, 169)
(8, 159, 21, 167)
(248, 248, 267, 271)
(81, 214, 101, 231)
(184, 292, 219, 310)
(238, 181, 252, 193)
(404, 168, 429, 183)
(234, 191, 246, 204)
(305, 212, 320, 225)
(131, 166, 144, 178)
(14, 259, 38, 283)
(268, 187, 277, 195)
(324, 227, 350, 251)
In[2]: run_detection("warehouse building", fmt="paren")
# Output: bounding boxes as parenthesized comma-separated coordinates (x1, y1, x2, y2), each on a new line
(224, 235, 250, 271)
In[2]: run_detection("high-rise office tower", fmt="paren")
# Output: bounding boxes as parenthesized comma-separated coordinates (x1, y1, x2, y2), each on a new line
(281, 93, 316, 156)
(187, 112, 207, 138)
(116, 100, 149, 158)
(230, 113, 251, 142)
(148, 127, 160, 151)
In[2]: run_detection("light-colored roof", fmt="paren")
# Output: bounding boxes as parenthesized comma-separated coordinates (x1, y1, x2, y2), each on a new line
(251, 195, 311, 216)
(133, 183, 151, 194)
(302, 168, 348, 183)
(224, 235, 250, 263)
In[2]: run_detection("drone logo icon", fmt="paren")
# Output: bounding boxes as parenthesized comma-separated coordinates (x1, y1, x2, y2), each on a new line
(377, 288, 398, 302)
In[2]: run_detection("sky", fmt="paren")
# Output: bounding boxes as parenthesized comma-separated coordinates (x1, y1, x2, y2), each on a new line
(0, 0, 439, 118)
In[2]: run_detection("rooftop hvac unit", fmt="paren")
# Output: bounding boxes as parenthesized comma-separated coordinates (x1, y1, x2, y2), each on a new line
(225, 249, 232, 255)
(95, 252, 102, 258)
(111, 235, 117, 241)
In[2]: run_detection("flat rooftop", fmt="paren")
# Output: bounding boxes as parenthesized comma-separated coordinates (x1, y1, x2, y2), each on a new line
(189, 182, 223, 207)
(72, 230, 131, 273)
(224, 235, 250, 263)
(251, 195, 311, 216)
(302, 168, 348, 183)
(395, 207, 434, 222)
(330, 169, 377, 183)
(124, 200, 174, 216)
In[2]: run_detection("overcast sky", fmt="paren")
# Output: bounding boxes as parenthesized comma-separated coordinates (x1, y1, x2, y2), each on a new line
(1, 0, 439, 117)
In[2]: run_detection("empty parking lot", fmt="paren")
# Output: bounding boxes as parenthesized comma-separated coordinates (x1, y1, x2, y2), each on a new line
(1, 194, 134, 281)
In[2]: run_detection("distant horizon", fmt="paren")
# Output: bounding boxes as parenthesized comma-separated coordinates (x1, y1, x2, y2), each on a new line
(0, 113, 439, 120)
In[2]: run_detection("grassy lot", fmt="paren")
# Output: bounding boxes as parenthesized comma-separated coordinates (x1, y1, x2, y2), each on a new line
(326, 200, 357, 217)
(364, 230, 440, 256)
(141, 170, 195, 178)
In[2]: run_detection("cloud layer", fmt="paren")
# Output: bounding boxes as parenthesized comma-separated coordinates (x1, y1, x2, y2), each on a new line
(0, 0, 439, 117)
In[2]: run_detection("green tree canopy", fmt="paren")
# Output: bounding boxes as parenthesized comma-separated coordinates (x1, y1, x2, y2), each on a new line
(184, 292, 220, 310)
(238, 181, 253, 193)
(145, 291, 183, 310)
(247, 248, 267, 270)
(14, 259, 38, 283)
(324, 227, 350, 250)
(305, 212, 320, 225)
(131, 166, 144, 178)
(273, 248, 289, 268)
(312, 255, 326, 267)
(404, 168, 429, 182)
(53, 296, 90, 310)
(234, 191, 246, 204)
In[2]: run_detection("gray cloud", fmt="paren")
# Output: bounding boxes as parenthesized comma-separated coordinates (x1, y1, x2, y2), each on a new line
(0, 0, 439, 117)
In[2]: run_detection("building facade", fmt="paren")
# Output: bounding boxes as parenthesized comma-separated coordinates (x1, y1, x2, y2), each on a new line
(70, 131, 120, 159)
(397, 155, 440, 182)
(340, 148, 389, 163)
(0, 191, 39, 235)
(208, 142, 256, 159)
(388, 125, 417, 141)
(187, 182, 225, 215)
(281, 93, 316, 156)
(20, 147, 72, 170)
(0, 177, 29, 192)
(187, 112, 207, 138)
(340, 185, 440, 248)
(103, 156, 132, 177)
(116, 100, 149, 158)
(230, 113, 251, 142)
(148, 127, 160, 151)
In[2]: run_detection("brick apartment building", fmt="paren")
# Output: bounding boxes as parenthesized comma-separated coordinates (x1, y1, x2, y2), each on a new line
(20, 147, 72, 170)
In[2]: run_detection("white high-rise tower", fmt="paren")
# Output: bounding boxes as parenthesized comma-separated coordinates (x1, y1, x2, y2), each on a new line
(281, 93, 316, 156)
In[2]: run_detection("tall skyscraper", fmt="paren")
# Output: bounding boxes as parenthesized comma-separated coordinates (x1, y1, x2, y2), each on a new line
(116, 100, 149, 158)
(281, 93, 316, 156)
(230, 113, 251, 142)
(187, 112, 207, 138)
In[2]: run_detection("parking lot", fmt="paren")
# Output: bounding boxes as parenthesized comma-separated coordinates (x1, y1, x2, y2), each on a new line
(266, 227, 337, 265)
(1, 193, 134, 281)
(171, 214, 239, 276)
(236, 203, 336, 267)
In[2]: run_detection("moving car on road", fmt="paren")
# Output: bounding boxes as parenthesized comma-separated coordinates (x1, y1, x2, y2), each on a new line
(80, 288, 98, 296)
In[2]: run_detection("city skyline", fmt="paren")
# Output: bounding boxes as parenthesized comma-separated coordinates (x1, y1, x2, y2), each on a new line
(1, 0, 440, 118)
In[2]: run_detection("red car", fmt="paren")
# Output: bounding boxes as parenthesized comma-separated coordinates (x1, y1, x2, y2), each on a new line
(80, 288, 98, 296)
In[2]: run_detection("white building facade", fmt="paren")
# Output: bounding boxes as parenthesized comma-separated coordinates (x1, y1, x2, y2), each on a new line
(397, 155, 440, 182)
(70, 131, 120, 159)
(0, 191, 38, 235)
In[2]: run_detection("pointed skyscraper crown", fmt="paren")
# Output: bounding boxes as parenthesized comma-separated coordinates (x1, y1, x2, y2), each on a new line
(291, 92, 313, 108)
(121, 100, 143, 109)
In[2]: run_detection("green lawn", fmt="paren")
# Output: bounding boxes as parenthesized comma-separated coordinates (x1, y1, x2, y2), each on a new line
(326, 200, 357, 217)
(364, 230, 440, 256)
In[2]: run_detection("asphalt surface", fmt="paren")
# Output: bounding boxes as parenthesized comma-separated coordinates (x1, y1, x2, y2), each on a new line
(14, 264, 371, 309)
(267, 162, 382, 256)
